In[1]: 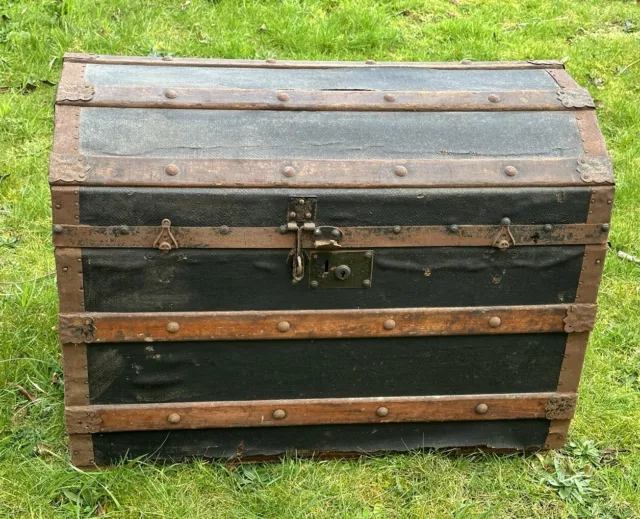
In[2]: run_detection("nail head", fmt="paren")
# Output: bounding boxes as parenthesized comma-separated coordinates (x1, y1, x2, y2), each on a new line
(277, 321, 291, 332)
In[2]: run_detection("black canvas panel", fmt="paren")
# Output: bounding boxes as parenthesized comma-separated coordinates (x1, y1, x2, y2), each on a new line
(87, 333, 566, 405)
(82, 246, 584, 312)
(79, 187, 591, 227)
(85, 64, 558, 91)
(78, 109, 582, 160)
(92, 420, 551, 463)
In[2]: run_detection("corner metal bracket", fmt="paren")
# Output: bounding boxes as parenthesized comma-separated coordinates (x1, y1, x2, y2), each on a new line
(577, 156, 614, 184)
(57, 83, 95, 102)
(153, 219, 179, 253)
(557, 88, 595, 109)
(59, 315, 96, 344)
(545, 395, 578, 420)
(563, 305, 597, 333)
(49, 154, 90, 183)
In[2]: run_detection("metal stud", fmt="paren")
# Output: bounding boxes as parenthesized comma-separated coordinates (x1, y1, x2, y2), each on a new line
(488, 94, 501, 103)
(310, 280, 319, 288)
(595, 259, 601, 265)
(384, 93, 396, 102)
(393, 226, 402, 234)
(62, 267, 68, 272)
(504, 166, 518, 177)
(55, 204, 61, 209)
(475, 403, 489, 414)
(277, 321, 291, 332)
(167, 413, 181, 424)
(331, 229, 341, 238)
(364, 251, 373, 259)
(164, 89, 178, 99)
(313, 229, 322, 237)
(289, 211, 297, 219)
(53, 225, 63, 234)
(376, 406, 389, 417)
(543, 224, 553, 232)
(167, 322, 180, 333)
(394, 165, 407, 177)
(488, 316, 502, 328)
(278, 225, 288, 234)
(219, 225, 230, 235)
(383, 319, 396, 330)
(272, 409, 286, 419)
(449, 224, 459, 233)
(277, 92, 290, 102)
(362, 279, 371, 288)
(501, 217, 511, 226)
(165, 164, 179, 176)
(282, 166, 295, 177)
(601, 224, 610, 231)
(461, 59, 472, 65)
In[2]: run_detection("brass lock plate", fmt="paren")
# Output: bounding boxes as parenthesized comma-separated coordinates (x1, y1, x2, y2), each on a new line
(309, 250, 374, 289)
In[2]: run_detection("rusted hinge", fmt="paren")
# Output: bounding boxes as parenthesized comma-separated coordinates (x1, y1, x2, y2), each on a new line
(557, 88, 595, 109)
(545, 395, 578, 420)
(49, 154, 90, 183)
(577, 156, 614, 184)
(492, 218, 515, 250)
(563, 304, 597, 333)
(153, 219, 179, 252)
(59, 315, 96, 344)
(57, 83, 95, 102)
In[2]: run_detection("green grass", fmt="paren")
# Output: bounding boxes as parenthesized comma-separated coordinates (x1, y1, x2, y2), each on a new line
(1, 0, 640, 517)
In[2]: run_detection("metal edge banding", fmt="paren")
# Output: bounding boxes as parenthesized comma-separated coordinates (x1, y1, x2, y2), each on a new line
(54, 248, 85, 312)
(557, 332, 589, 393)
(576, 111, 609, 157)
(64, 87, 583, 112)
(58, 304, 593, 344)
(547, 69, 580, 89)
(51, 187, 79, 225)
(63, 54, 565, 69)
(51, 223, 608, 249)
(49, 156, 589, 188)
(545, 419, 572, 449)
(51, 106, 81, 155)
(64, 392, 576, 434)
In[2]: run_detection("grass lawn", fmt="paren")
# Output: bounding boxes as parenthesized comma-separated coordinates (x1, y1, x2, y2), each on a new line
(1, 0, 640, 517)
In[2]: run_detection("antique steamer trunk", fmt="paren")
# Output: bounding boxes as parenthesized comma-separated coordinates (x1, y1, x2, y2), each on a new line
(50, 54, 614, 467)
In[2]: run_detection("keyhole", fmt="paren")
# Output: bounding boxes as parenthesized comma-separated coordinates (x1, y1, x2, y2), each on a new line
(324, 260, 330, 273)
(334, 264, 352, 281)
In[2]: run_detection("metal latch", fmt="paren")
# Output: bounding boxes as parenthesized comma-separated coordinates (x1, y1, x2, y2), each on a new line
(153, 219, 179, 253)
(283, 197, 317, 283)
(493, 217, 515, 250)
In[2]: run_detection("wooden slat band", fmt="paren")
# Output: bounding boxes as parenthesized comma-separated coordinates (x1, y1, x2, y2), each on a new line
(63, 54, 565, 69)
(65, 392, 577, 434)
(56, 86, 592, 112)
(58, 304, 596, 344)
(51, 223, 608, 249)
(49, 155, 613, 187)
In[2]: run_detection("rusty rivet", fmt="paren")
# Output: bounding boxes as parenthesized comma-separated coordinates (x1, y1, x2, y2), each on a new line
(278, 225, 288, 234)
(310, 280, 319, 288)
(544, 224, 553, 232)
(366, 59, 376, 65)
(62, 267, 68, 272)
(165, 164, 179, 176)
(77, 258, 81, 262)
(277, 92, 290, 102)
(475, 403, 489, 414)
(167, 322, 180, 333)
(362, 279, 371, 288)
(488, 94, 501, 103)
(601, 223, 610, 231)
(504, 166, 518, 177)
(266, 58, 276, 64)
(488, 316, 502, 328)
(273, 409, 286, 419)
(393, 226, 402, 234)
(55, 204, 61, 209)
(449, 224, 459, 233)
(219, 225, 230, 235)
(305, 212, 312, 219)
(394, 165, 407, 177)
(384, 93, 396, 102)
(53, 225, 63, 234)
(591, 198, 596, 203)
(167, 413, 181, 424)
(383, 319, 396, 330)
(277, 321, 291, 332)
(607, 200, 612, 205)
(595, 259, 601, 264)
(461, 59, 472, 65)
(376, 406, 389, 417)
(164, 89, 178, 99)
(282, 166, 295, 177)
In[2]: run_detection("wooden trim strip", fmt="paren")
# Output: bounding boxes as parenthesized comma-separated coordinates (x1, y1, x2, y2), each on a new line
(58, 87, 585, 112)
(49, 155, 592, 187)
(558, 332, 589, 393)
(51, 223, 608, 249)
(64, 392, 576, 434)
(545, 419, 571, 449)
(63, 53, 565, 69)
(58, 304, 593, 344)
